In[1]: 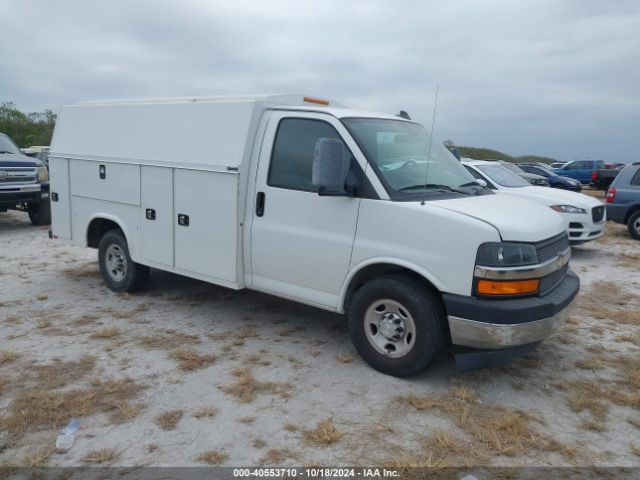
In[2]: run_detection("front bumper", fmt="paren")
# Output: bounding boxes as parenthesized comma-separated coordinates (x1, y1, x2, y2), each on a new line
(564, 211, 606, 243)
(443, 270, 579, 350)
(0, 183, 48, 206)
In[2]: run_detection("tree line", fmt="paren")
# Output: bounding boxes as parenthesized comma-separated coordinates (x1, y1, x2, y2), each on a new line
(0, 102, 56, 148)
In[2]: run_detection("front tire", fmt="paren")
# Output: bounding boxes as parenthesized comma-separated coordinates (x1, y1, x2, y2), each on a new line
(347, 276, 443, 377)
(27, 201, 51, 226)
(627, 210, 640, 241)
(98, 229, 149, 292)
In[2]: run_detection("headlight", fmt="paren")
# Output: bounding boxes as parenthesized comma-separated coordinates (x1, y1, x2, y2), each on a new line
(476, 242, 538, 267)
(37, 166, 49, 182)
(550, 205, 586, 214)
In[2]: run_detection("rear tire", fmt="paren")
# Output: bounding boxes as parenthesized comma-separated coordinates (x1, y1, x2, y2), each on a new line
(627, 210, 640, 241)
(347, 275, 443, 377)
(98, 229, 149, 292)
(27, 201, 51, 226)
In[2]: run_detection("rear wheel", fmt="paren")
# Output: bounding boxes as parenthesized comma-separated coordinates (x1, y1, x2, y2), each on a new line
(98, 229, 149, 292)
(27, 201, 51, 226)
(347, 275, 443, 377)
(627, 211, 640, 241)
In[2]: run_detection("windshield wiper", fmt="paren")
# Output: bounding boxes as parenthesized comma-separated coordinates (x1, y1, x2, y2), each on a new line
(399, 183, 471, 195)
(0, 150, 15, 154)
(458, 181, 482, 188)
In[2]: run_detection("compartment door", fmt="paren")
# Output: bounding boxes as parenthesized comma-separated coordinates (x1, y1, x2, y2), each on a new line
(49, 157, 71, 239)
(141, 166, 174, 266)
(174, 169, 238, 284)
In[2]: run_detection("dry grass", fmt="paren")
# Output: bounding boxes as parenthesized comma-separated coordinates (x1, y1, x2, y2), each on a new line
(336, 353, 354, 363)
(89, 327, 120, 339)
(20, 446, 56, 467)
(581, 418, 607, 432)
(238, 416, 256, 424)
(303, 418, 344, 447)
(197, 450, 228, 465)
(220, 367, 291, 404)
(155, 409, 184, 430)
(36, 294, 48, 301)
(82, 448, 117, 464)
(28, 354, 96, 389)
(111, 403, 144, 423)
(0, 350, 19, 365)
(1, 378, 144, 442)
(72, 314, 100, 326)
(261, 448, 297, 464)
(194, 406, 218, 418)
(140, 330, 201, 350)
(397, 384, 575, 460)
(169, 348, 216, 371)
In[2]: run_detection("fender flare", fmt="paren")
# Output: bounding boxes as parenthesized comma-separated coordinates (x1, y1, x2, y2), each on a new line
(336, 257, 446, 314)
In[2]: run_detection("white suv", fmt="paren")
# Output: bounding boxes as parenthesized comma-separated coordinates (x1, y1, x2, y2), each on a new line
(462, 159, 605, 244)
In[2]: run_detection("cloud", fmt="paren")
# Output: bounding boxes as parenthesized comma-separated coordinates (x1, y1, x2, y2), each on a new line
(1, 0, 638, 161)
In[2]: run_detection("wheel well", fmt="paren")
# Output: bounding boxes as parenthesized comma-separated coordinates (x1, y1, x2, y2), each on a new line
(344, 263, 450, 341)
(345, 263, 441, 310)
(624, 205, 640, 224)
(87, 218, 122, 248)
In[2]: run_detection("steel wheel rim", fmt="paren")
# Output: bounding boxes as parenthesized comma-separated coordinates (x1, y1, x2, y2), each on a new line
(105, 244, 127, 281)
(634, 217, 640, 235)
(364, 299, 416, 358)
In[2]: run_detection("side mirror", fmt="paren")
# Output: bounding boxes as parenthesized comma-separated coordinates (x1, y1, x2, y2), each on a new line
(312, 138, 348, 194)
(474, 179, 488, 188)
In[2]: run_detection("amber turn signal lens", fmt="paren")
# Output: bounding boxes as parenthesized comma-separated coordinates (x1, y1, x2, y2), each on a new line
(477, 279, 539, 295)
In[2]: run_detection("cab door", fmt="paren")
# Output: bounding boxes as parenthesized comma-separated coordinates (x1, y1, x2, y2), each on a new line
(249, 112, 362, 309)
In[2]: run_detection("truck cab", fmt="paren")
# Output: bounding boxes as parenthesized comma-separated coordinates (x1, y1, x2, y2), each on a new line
(49, 95, 579, 376)
(0, 132, 51, 225)
(553, 160, 605, 184)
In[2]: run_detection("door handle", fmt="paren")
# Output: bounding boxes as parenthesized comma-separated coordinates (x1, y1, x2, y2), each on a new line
(146, 208, 156, 220)
(256, 192, 265, 217)
(51, 192, 59, 202)
(177, 213, 189, 226)
(99, 164, 106, 179)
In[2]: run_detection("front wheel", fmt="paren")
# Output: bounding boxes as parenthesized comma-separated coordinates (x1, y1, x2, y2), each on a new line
(27, 201, 51, 226)
(628, 211, 640, 241)
(347, 276, 443, 377)
(98, 230, 149, 292)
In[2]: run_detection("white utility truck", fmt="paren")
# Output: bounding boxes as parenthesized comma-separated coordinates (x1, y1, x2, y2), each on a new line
(49, 94, 579, 376)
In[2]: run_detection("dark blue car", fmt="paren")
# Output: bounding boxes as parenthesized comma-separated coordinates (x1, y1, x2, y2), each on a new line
(517, 164, 582, 191)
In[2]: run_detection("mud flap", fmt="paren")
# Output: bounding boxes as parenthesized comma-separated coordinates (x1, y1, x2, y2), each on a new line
(454, 342, 540, 373)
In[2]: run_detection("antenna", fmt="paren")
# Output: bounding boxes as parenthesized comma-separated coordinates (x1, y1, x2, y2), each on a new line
(421, 85, 439, 205)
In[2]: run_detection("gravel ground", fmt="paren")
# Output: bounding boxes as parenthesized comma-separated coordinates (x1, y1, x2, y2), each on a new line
(1, 195, 639, 470)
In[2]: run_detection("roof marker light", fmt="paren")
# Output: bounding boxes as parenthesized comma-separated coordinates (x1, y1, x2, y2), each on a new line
(303, 96, 329, 106)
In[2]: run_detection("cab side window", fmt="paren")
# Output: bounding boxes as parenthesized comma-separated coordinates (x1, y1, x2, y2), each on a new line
(268, 118, 348, 192)
(631, 168, 640, 186)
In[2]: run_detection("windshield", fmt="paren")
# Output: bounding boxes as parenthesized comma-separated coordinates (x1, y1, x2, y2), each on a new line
(342, 118, 475, 196)
(0, 135, 22, 155)
(501, 162, 525, 174)
(476, 164, 530, 188)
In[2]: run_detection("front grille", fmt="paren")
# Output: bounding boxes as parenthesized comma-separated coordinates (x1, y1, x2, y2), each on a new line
(592, 205, 605, 223)
(534, 233, 570, 263)
(0, 168, 37, 185)
(539, 264, 568, 295)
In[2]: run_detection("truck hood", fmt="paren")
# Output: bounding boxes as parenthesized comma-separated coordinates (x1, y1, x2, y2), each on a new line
(0, 153, 43, 168)
(498, 186, 601, 209)
(426, 193, 565, 242)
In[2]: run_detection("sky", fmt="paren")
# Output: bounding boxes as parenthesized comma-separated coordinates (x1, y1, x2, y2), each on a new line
(1, 0, 639, 162)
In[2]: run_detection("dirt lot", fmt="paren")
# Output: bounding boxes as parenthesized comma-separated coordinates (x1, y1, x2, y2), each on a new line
(1, 193, 639, 470)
